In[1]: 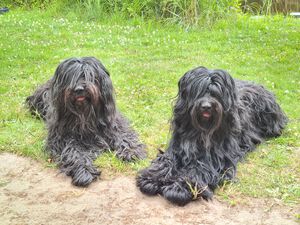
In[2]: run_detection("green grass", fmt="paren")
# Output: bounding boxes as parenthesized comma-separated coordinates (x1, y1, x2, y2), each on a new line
(0, 9, 299, 204)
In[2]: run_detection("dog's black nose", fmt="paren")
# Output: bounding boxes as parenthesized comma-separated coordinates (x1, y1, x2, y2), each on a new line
(201, 102, 212, 110)
(74, 85, 85, 93)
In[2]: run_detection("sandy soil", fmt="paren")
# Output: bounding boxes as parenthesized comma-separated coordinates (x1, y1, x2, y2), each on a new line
(0, 153, 298, 225)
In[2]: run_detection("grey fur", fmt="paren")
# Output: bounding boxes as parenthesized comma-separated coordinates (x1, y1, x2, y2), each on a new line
(27, 57, 146, 186)
(137, 66, 287, 206)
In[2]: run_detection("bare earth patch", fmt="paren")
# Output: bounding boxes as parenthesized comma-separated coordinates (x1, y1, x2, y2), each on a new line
(0, 153, 298, 225)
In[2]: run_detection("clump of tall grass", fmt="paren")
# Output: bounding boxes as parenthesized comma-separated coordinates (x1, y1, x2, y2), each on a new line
(1, 0, 52, 9)
(241, 0, 273, 15)
(2, 0, 241, 25)
(73, 0, 241, 25)
(3, 0, 297, 25)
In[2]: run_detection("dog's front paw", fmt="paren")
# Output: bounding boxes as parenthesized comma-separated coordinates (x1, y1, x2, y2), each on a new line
(162, 182, 193, 206)
(116, 146, 147, 161)
(71, 166, 101, 187)
(136, 173, 160, 195)
(195, 185, 214, 201)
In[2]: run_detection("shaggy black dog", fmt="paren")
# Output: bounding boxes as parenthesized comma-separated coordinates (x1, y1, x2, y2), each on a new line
(27, 57, 146, 186)
(137, 66, 287, 206)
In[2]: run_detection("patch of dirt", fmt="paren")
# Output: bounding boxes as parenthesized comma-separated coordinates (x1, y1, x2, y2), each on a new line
(0, 153, 299, 225)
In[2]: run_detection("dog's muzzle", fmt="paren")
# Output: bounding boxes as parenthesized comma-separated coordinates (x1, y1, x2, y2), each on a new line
(199, 101, 212, 119)
(74, 85, 87, 102)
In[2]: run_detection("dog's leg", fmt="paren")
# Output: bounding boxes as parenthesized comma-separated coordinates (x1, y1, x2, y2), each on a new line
(137, 152, 197, 206)
(175, 156, 238, 204)
(57, 144, 101, 187)
(26, 80, 51, 120)
(161, 166, 216, 206)
(161, 158, 236, 206)
(137, 153, 221, 205)
(239, 82, 287, 139)
(111, 114, 147, 161)
(115, 142, 146, 161)
(161, 177, 194, 206)
(137, 153, 174, 196)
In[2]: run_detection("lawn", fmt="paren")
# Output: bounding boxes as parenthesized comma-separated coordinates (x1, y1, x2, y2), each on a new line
(0, 9, 299, 204)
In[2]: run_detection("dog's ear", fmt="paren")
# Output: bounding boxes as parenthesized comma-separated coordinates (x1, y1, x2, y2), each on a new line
(98, 70, 116, 123)
(178, 72, 188, 100)
(178, 66, 208, 100)
(175, 74, 189, 115)
(211, 69, 237, 111)
(82, 57, 116, 123)
(222, 70, 237, 111)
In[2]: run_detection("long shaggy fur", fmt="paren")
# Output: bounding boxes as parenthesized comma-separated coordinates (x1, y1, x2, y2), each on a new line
(137, 66, 287, 206)
(27, 57, 146, 186)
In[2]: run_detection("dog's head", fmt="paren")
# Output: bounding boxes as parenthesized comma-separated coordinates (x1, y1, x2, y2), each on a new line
(50, 57, 115, 122)
(174, 66, 237, 132)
